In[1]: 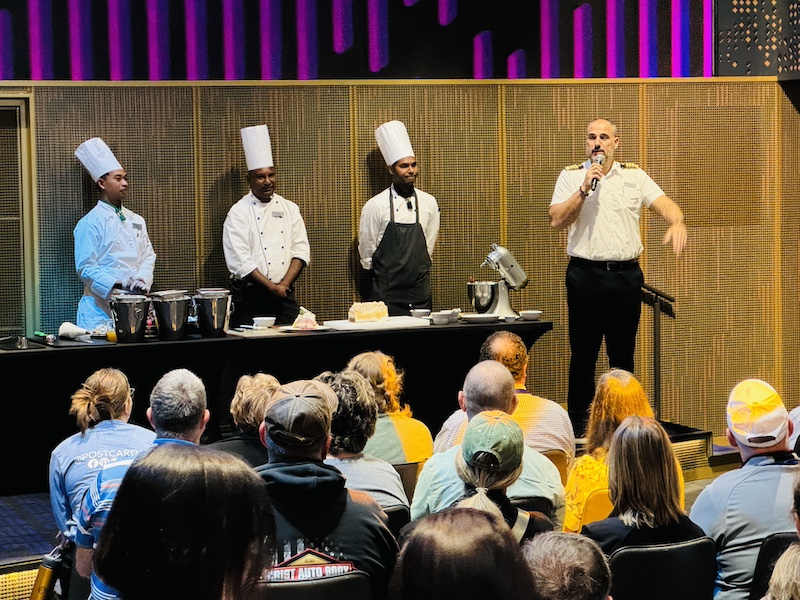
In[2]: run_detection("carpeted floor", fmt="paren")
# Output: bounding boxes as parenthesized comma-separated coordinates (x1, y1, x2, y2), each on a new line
(0, 493, 58, 564)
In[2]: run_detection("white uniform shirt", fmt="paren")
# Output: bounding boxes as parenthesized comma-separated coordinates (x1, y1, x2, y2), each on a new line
(222, 192, 310, 283)
(550, 160, 664, 261)
(73, 200, 156, 329)
(358, 186, 440, 270)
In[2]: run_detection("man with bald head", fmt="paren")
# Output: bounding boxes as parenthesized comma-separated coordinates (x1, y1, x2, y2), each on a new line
(548, 118, 687, 431)
(434, 330, 575, 462)
(410, 360, 565, 528)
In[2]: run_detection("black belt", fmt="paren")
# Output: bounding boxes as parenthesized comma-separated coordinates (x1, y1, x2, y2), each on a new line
(569, 256, 639, 271)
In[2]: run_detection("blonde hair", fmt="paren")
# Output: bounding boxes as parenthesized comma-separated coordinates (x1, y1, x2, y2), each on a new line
(229, 373, 280, 434)
(454, 452, 522, 519)
(766, 542, 800, 600)
(585, 369, 654, 456)
(608, 415, 683, 528)
(69, 368, 133, 432)
(346, 350, 410, 415)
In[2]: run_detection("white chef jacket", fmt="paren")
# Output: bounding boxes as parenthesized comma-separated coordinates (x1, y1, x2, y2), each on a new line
(73, 201, 156, 330)
(358, 186, 440, 270)
(222, 192, 310, 283)
(549, 160, 665, 262)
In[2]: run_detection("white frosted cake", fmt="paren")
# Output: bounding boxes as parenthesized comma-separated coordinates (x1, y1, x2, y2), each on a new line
(348, 301, 389, 323)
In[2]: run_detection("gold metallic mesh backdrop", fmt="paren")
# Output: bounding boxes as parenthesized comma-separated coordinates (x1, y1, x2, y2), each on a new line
(12, 78, 800, 436)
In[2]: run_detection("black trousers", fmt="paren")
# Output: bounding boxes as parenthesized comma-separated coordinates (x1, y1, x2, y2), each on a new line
(229, 283, 299, 327)
(565, 259, 643, 433)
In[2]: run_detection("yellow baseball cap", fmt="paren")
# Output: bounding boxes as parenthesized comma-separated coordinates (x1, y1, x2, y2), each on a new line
(726, 379, 789, 448)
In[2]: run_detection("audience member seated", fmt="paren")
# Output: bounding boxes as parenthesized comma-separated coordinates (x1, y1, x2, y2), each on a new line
(208, 372, 280, 466)
(93, 443, 275, 600)
(317, 369, 409, 509)
(75, 368, 211, 600)
(257, 380, 398, 599)
(563, 369, 685, 533)
(389, 507, 535, 600)
(411, 360, 565, 529)
(347, 350, 434, 464)
(434, 331, 575, 463)
(522, 531, 611, 600)
(690, 378, 799, 600)
(764, 542, 800, 600)
(49, 367, 155, 600)
(453, 410, 553, 542)
(581, 415, 705, 555)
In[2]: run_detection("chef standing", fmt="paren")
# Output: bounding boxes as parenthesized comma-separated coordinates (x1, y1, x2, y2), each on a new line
(358, 120, 440, 315)
(73, 138, 156, 331)
(223, 124, 310, 327)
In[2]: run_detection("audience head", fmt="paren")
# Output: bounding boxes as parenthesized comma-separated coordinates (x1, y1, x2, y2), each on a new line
(94, 443, 275, 600)
(608, 415, 682, 528)
(726, 378, 791, 460)
(479, 330, 529, 383)
(585, 369, 654, 454)
(229, 373, 280, 435)
(146, 368, 209, 443)
(765, 542, 800, 600)
(315, 370, 378, 456)
(458, 360, 516, 420)
(260, 379, 338, 461)
(523, 531, 611, 600)
(455, 410, 524, 518)
(69, 367, 134, 432)
(389, 507, 535, 600)
(346, 350, 408, 415)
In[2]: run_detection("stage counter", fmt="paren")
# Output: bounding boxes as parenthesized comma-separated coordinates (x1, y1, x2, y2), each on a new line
(1, 319, 552, 496)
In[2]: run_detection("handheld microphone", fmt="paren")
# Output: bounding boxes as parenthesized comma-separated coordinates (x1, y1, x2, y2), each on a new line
(591, 153, 606, 191)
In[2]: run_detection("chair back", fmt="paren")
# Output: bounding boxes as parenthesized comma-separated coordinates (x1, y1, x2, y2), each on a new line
(541, 449, 569, 485)
(577, 488, 613, 531)
(253, 569, 371, 600)
(748, 531, 799, 600)
(392, 461, 425, 502)
(384, 504, 410, 539)
(608, 536, 716, 600)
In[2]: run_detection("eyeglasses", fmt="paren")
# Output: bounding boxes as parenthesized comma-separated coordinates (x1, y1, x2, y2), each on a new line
(129, 387, 135, 399)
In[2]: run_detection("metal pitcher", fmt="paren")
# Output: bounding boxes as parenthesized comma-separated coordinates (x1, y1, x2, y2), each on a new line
(109, 295, 149, 343)
(193, 290, 232, 338)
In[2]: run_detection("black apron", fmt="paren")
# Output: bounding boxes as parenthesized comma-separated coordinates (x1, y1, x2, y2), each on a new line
(371, 188, 432, 315)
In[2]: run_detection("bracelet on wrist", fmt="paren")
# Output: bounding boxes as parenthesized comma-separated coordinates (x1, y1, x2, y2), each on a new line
(578, 187, 588, 199)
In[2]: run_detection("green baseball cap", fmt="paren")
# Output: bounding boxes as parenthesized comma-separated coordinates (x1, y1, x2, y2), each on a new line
(461, 410, 524, 471)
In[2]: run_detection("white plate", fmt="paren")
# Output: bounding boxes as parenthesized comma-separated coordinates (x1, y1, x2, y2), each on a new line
(278, 325, 332, 332)
(459, 313, 501, 323)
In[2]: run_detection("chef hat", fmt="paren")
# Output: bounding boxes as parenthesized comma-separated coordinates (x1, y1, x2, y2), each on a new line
(75, 137, 123, 182)
(375, 120, 415, 166)
(240, 125, 274, 171)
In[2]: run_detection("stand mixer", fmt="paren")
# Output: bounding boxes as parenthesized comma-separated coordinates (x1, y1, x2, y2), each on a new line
(467, 244, 529, 317)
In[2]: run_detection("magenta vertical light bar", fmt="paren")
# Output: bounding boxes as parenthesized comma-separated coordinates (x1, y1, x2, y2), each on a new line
(703, 0, 713, 76)
(296, 0, 318, 79)
(367, 0, 388, 73)
(145, 0, 168, 80)
(0, 10, 13, 79)
(639, 0, 657, 77)
(28, 0, 53, 79)
(507, 50, 526, 79)
(438, 0, 457, 26)
(540, 0, 558, 78)
(260, 0, 282, 80)
(68, 0, 93, 80)
(185, 0, 208, 80)
(109, 0, 133, 80)
(671, 0, 689, 76)
(573, 4, 592, 78)
(222, 0, 244, 80)
(332, 0, 352, 53)
(473, 31, 492, 79)
(606, 0, 624, 77)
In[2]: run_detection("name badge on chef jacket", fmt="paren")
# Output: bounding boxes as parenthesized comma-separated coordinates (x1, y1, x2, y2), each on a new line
(272, 211, 284, 218)
(132, 223, 142, 230)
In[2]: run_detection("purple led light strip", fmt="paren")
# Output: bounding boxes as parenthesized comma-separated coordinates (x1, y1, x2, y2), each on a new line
(606, 0, 624, 78)
(261, 0, 281, 80)
(0, 10, 12, 79)
(473, 30, 491, 79)
(573, 4, 591, 78)
(332, 0, 352, 54)
(703, 0, 713, 76)
(68, 0, 90, 80)
(222, 0, 244, 80)
(507, 50, 526, 79)
(28, 0, 53, 80)
(540, 0, 558, 79)
(671, 0, 688, 76)
(639, 0, 657, 77)
(367, 0, 387, 73)
(439, 0, 457, 26)
(185, 0, 208, 80)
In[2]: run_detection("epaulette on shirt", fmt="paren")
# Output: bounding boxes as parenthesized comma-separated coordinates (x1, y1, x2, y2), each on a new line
(620, 162, 640, 169)
(565, 163, 584, 171)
